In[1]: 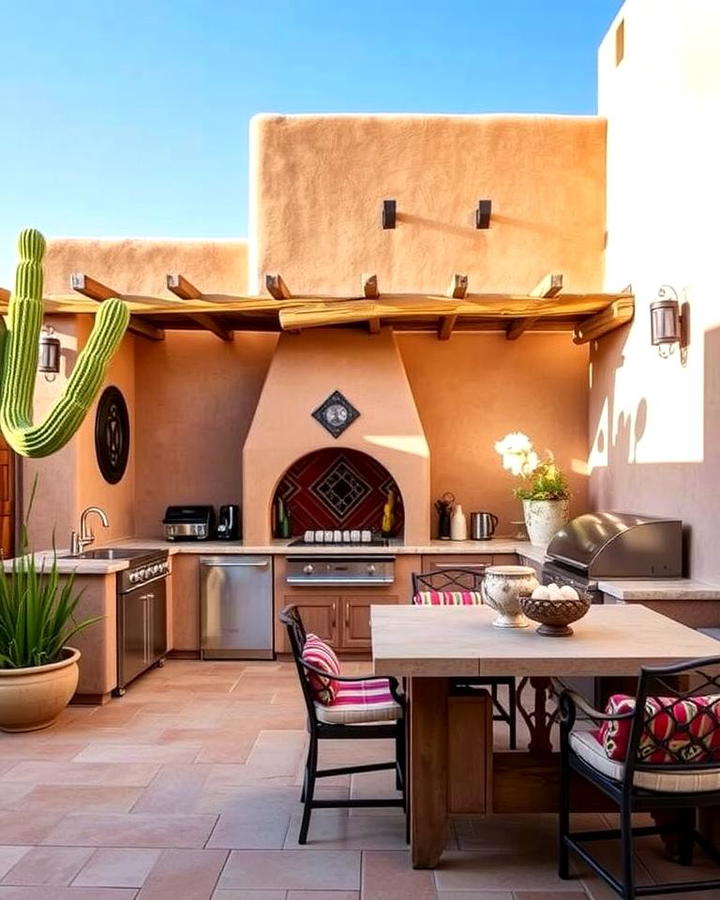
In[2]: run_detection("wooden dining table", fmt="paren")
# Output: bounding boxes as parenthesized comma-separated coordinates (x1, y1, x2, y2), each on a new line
(371, 603, 720, 868)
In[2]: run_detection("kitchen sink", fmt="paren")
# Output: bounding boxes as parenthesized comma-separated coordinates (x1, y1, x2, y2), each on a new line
(73, 548, 155, 560)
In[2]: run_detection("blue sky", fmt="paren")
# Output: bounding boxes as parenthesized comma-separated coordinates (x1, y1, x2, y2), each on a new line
(1, 0, 623, 285)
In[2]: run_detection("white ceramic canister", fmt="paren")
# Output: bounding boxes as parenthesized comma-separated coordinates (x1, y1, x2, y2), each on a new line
(481, 565, 539, 628)
(450, 504, 468, 541)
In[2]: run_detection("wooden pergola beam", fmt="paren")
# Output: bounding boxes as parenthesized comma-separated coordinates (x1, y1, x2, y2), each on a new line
(0, 287, 10, 304)
(506, 273, 564, 340)
(265, 273, 291, 300)
(71, 273, 165, 341)
(167, 274, 234, 341)
(439, 273, 468, 340)
(573, 298, 634, 344)
(362, 273, 381, 333)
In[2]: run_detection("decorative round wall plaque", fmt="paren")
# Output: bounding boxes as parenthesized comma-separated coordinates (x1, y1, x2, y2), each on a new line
(95, 386, 130, 484)
(312, 390, 360, 439)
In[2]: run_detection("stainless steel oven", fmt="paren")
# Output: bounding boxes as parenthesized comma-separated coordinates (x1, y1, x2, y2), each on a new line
(285, 555, 395, 587)
(115, 551, 170, 695)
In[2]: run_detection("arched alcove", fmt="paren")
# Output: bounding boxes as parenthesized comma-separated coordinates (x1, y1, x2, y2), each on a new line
(272, 447, 404, 539)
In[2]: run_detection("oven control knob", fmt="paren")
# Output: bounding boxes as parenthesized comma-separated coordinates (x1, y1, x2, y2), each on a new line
(303, 564, 314, 575)
(129, 572, 139, 584)
(367, 564, 376, 575)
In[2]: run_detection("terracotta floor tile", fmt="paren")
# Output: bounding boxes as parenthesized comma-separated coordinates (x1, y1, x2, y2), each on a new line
(137, 848, 228, 899)
(285, 812, 407, 850)
(13, 785, 142, 814)
(0, 786, 34, 809)
(361, 850, 435, 900)
(72, 742, 201, 764)
(73, 847, 162, 888)
(434, 850, 588, 893)
(2, 760, 159, 786)
(218, 850, 361, 891)
(0, 852, 29, 882)
(0, 813, 65, 845)
(131, 764, 213, 813)
(1, 846, 95, 886)
(0, 888, 136, 898)
(288, 893, 360, 899)
(41, 812, 218, 848)
(514, 893, 589, 900)
(0, 742, 87, 761)
(212, 892, 286, 900)
(435, 892, 513, 900)
(207, 810, 292, 849)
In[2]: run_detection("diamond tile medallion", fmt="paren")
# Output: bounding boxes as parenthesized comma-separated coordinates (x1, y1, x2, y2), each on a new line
(311, 390, 360, 438)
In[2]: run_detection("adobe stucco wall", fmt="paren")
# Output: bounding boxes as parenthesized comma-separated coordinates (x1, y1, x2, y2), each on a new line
(590, 0, 720, 580)
(249, 113, 606, 295)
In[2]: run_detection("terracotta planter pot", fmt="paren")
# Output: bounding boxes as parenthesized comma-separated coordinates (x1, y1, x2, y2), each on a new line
(0, 647, 80, 733)
(522, 498, 570, 547)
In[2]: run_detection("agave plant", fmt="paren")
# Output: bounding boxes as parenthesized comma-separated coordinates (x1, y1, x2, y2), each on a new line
(0, 483, 101, 669)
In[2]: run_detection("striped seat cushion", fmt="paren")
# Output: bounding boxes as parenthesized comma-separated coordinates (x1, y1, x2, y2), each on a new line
(314, 677, 402, 725)
(413, 590, 483, 606)
(302, 634, 341, 705)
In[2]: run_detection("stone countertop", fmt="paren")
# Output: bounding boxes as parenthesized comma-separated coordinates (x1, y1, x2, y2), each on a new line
(599, 579, 720, 601)
(6, 539, 720, 600)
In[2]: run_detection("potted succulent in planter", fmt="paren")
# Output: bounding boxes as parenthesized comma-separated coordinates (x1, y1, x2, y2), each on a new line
(495, 432, 570, 547)
(0, 498, 101, 732)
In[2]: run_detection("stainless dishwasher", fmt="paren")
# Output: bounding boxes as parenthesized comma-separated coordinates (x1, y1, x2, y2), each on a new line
(199, 556, 273, 659)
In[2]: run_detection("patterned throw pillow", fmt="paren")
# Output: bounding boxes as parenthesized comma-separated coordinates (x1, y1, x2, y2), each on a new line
(413, 590, 483, 606)
(598, 693, 720, 763)
(302, 633, 341, 705)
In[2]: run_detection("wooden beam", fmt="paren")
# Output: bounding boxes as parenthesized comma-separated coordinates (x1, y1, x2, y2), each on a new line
(71, 272, 165, 341)
(70, 273, 118, 301)
(362, 273, 381, 333)
(127, 317, 166, 341)
(265, 273, 291, 300)
(573, 298, 635, 344)
(438, 274, 468, 340)
(279, 290, 620, 332)
(362, 274, 379, 299)
(447, 273, 468, 299)
(506, 273, 564, 340)
(0, 288, 10, 304)
(166, 273, 202, 300)
(167, 273, 234, 341)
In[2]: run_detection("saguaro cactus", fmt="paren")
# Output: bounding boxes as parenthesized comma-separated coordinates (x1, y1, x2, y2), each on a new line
(0, 228, 130, 457)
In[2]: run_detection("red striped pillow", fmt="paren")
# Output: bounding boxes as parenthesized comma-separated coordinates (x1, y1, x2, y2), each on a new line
(413, 590, 483, 606)
(302, 633, 341, 705)
(598, 693, 720, 763)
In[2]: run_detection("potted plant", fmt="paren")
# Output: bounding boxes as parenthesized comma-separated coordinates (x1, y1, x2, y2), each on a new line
(0, 491, 101, 732)
(495, 432, 570, 546)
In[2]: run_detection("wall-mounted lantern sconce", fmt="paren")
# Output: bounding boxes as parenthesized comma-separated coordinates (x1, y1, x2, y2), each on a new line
(38, 324, 61, 381)
(382, 199, 396, 229)
(650, 285, 687, 360)
(475, 199, 492, 229)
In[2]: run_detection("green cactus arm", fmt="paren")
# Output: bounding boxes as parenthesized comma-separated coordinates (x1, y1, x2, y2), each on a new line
(0, 228, 130, 458)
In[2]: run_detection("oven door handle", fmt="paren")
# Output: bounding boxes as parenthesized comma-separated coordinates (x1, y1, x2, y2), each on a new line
(200, 561, 269, 568)
(286, 576, 394, 586)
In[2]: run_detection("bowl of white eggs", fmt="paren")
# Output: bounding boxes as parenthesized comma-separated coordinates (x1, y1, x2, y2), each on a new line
(519, 583, 592, 637)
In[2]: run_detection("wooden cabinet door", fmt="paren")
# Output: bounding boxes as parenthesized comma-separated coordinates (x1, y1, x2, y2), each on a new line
(341, 594, 399, 650)
(0, 444, 14, 558)
(276, 595, 340, 651)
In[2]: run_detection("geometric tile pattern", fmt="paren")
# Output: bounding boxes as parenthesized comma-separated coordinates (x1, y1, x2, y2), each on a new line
(274, 448, 404, 536)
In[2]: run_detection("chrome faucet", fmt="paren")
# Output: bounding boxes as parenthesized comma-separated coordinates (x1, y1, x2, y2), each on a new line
(71, 506, 110, 556)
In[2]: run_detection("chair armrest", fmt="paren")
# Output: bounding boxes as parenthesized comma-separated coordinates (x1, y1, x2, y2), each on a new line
(554, 678, 635, 727)
(300, 659, 404, 705)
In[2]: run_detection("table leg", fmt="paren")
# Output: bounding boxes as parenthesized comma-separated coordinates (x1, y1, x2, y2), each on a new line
(409, 677, 450, 868)
(516, 676, 557, 756)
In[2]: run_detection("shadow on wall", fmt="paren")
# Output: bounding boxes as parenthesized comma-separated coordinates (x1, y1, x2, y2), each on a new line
(589, 324, 720, 581)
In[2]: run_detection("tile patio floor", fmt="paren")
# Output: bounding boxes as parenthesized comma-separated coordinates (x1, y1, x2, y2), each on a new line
(0, 659, 718, 899)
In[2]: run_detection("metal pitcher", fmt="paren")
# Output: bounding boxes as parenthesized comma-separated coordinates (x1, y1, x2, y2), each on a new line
(470, 511, 498, 541)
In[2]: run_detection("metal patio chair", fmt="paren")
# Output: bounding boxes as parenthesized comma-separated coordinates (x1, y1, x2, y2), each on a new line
(412, 567, 517, 749)
(279, 604, 406, 844)
(558, 655, 720, 899)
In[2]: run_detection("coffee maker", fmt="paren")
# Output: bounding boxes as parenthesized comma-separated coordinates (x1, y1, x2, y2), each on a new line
(216, 504, 240, 540)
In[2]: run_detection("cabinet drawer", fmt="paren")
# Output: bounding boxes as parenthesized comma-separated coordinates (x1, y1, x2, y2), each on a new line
(421, 554, 494, 572)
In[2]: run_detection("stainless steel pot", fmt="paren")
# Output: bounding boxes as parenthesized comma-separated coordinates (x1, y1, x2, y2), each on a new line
(470, 511, 498, 540)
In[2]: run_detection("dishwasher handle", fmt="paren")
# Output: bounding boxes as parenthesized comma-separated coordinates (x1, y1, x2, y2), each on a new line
(200, 560, 269, 568)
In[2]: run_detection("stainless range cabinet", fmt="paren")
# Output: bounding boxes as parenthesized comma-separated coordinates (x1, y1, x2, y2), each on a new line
(199, 556, 273, 659)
